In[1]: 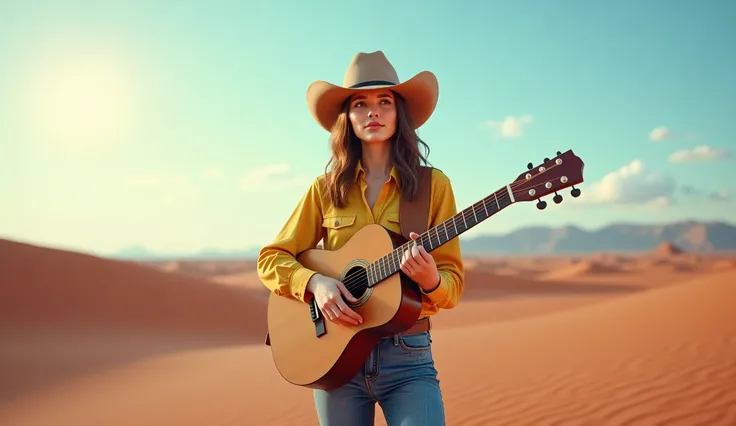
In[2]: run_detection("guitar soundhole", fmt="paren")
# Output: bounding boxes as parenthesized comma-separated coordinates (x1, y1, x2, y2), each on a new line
(343, 265, 369, 300)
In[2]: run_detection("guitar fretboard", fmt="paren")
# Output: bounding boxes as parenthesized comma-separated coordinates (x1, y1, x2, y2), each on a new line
(366, 185, 515, 286)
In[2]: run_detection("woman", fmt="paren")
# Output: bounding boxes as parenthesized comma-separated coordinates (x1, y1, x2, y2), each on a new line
(257, 51, 465, 426)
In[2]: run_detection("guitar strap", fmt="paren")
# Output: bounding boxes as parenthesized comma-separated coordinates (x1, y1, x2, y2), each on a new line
(264, 166, 433, 347)
(399, 165, 433, 240)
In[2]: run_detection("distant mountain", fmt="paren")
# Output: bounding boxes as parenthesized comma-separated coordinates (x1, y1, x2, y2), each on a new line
(109, 220, 736, 260)
(460, 220, 736, 255)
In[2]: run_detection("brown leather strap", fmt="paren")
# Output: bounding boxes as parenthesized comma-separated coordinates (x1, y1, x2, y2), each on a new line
(399, 166, 433, 240)
(401, 317, 431, 335)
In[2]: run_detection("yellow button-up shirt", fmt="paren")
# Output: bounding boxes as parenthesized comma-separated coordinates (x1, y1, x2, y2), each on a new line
(257, 161, 465, 318)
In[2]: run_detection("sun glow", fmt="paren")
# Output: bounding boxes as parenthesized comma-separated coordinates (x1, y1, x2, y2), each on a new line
(33, 52, 136, 147)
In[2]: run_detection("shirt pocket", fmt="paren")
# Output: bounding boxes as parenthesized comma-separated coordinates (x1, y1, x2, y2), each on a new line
(322, 214, 358, 249)
(385, 211, 401, 234)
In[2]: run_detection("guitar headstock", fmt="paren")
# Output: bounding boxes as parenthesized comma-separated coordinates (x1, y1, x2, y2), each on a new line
(510, 149, 585, 210)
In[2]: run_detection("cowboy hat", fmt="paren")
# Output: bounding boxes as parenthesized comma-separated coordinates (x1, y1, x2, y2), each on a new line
(306, 51, 439, 132)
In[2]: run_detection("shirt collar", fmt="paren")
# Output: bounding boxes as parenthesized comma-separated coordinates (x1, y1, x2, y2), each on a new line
(354, 160, 400, 187)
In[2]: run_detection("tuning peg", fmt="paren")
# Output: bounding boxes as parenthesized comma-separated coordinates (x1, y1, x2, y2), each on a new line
(553, 192, 563, 204)
(556, 151, 562, 156)
(536, 199, 547, 210)
(544, 157, 550, 162)
(527, 162, 533, 170)
(571, 186, 581, 198)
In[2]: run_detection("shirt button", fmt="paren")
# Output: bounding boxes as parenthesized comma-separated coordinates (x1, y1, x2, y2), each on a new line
(334, 220, 339, 226)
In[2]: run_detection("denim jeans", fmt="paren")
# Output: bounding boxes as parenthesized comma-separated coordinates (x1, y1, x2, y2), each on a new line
(313, 330, 445, 426)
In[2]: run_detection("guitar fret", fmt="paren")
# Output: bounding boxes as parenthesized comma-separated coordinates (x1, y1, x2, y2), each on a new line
(364, 184, 521, 288)
(506, 184, 515, 203)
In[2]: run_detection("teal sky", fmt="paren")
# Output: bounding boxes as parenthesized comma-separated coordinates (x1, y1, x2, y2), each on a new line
(1, 0, 734, 256)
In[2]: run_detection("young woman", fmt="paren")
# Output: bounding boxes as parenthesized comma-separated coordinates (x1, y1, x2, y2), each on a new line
(257, 51, 465, 426)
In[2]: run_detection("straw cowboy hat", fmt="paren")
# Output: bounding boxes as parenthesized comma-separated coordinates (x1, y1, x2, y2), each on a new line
(306, 51, 439, 132)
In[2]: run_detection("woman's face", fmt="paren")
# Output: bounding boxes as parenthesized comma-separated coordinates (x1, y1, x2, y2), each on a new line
(348, 89, 397, 144)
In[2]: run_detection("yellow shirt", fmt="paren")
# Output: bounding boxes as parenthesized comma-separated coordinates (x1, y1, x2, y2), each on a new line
(257, 161, 465, 318)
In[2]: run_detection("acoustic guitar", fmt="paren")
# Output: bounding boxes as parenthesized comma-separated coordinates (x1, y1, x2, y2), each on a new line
(266, 149, 585, 390)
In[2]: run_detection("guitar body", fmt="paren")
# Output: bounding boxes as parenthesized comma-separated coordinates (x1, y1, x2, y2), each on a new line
(266, 224, 424, 390)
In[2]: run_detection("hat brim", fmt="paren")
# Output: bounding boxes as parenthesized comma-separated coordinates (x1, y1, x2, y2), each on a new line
(306, 71, 439, 132)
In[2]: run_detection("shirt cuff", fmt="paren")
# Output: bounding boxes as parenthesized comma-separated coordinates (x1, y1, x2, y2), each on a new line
(290, 267, 318, 303)
(420, 272, 450, 305)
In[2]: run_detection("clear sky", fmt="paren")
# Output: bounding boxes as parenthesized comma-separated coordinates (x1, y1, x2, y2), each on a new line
(1, 0, 734, 256)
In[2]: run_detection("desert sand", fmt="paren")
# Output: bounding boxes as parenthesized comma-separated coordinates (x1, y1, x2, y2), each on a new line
(1, 239, 735, 425)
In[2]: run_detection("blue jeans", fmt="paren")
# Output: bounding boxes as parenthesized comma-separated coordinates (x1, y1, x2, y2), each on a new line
(313, 330, 445, 425)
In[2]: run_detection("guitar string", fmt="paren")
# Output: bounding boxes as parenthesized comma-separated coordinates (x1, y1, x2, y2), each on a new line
(340, 188, 511, 295)
(338, 169, 566, 295)
(340, 172, 562, 294)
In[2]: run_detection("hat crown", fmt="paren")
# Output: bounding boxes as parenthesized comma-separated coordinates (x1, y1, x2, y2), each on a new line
(342, 51, 400, 88)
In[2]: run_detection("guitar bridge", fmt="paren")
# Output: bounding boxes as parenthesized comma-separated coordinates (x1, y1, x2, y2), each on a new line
(309, 298, 326, 338)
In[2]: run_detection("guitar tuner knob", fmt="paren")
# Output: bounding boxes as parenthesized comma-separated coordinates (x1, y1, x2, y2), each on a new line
(553, 192, 563, 204)
(544, 157, 550, 162)
(557, 151, 562, 155)
(571, 186, 581, 198)
(527, 162, 533, 170)
(536, 199, 547, 210)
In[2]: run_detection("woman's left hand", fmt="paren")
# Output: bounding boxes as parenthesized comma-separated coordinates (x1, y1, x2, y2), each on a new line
(400, 232, 441, 292)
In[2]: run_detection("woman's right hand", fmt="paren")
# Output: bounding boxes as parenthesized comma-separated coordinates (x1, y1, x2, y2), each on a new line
(306, 274, 363, 326)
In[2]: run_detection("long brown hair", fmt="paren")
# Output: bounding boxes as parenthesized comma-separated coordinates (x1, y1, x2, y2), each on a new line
(323, 91, 431, 208)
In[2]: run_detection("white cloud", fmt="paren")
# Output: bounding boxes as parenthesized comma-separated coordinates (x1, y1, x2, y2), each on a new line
(669, 145, 732, 163)
(710, 189, 733, 202)
(680, 185, 732, 203)
(580, 160, 676, 207)
(483, 115, 533, 138)
(239, 164, 310, 191)
(649, 126, 671, 141)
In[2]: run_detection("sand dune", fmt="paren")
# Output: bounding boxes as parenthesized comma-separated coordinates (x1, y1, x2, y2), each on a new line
(0, 239, 266, 403)
(144, 259, 259, 278)
(434, 269, 736, 426)
(462, 262, 636, 299)
(710, 258, 736, 271)
(1, 238, 735, 425)
(0, 239, 264, 339)
(539, 259, 624, 280)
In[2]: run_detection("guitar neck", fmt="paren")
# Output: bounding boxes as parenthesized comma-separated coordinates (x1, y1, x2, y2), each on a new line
(367, 184, 516, 286)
